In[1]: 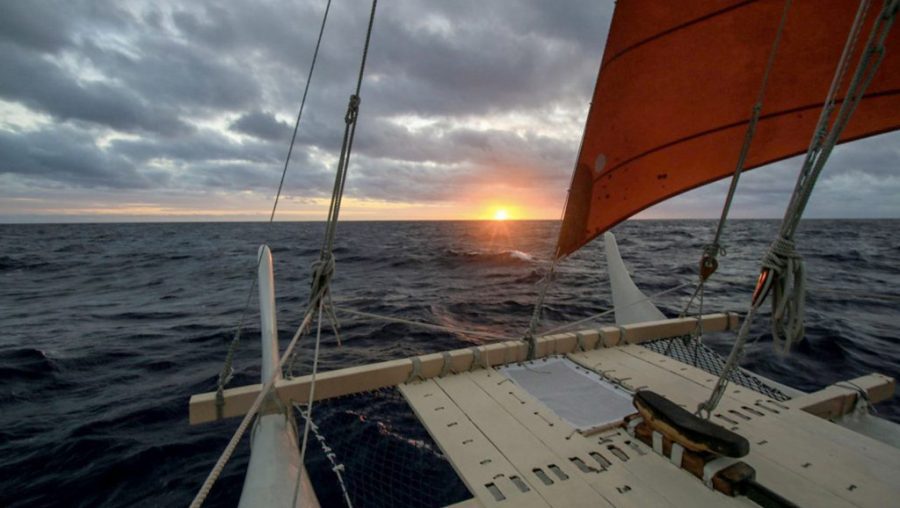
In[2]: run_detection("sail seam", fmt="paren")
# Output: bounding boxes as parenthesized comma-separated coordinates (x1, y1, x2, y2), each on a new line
(600, 0, 758, 72)
(589, 88, 900, 185)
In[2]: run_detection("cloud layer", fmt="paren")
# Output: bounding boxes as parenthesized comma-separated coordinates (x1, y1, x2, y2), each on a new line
(0, 0, 897, 222)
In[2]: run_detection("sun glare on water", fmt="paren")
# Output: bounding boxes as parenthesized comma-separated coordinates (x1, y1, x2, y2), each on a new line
(493, 209, 509, 221)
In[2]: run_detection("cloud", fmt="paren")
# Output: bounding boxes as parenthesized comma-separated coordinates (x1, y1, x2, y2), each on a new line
(231, 111, 292, 141)
(0, 126, 153, 189)
(0, 0, 897, 222)
(0, 42, 190, 135)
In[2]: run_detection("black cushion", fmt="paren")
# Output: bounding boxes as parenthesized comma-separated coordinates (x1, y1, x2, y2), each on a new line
(635, 390, 749, 458)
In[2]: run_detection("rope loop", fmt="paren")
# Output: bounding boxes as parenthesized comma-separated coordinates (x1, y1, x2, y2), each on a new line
(309, 253, 336, 304)
(760, 236, 805, 353)
(344, 94, 360, 124)
(761, 236, 800, 272)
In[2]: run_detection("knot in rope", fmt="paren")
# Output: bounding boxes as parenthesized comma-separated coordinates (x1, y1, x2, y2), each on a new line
(344, 94, 360, 124)
(309, 253, 336, 304)
(760, 236, 805, 353)
(761, 236, 800, 273)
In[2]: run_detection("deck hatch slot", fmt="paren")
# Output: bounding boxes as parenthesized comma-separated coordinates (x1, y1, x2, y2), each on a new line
(510, 475, 530, 492)
(547, 464, 569, 481)
(590, 451, 612, 468)
(533, 468, 554, 485)
(570, 457, 597, 473)
(485, 483, 506, 501)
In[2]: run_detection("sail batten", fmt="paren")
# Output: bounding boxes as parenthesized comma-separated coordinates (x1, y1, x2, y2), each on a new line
(557, 1, 900, 258)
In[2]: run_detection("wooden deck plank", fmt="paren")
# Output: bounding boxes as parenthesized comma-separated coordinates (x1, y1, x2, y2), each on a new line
(616, 346, 900, 491)
(570, 347, 899, 507)
(468, 367, 754, 508)
(433, 373, 614, 508)
(399, 380, 549, 508)
(466, 368, 668, 508)
(569, 348, 852, 508)
(574, 347, 879, 503)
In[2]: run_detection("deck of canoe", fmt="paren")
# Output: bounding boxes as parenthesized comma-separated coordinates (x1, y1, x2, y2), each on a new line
(399, 344, 900, 508)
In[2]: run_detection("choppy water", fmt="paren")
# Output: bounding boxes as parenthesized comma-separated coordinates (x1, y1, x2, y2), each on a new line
(1, 220, 898, 507)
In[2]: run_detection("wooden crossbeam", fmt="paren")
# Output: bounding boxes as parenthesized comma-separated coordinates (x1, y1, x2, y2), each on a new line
(786, 374, 896, 419)
(189, 313, 738, 425)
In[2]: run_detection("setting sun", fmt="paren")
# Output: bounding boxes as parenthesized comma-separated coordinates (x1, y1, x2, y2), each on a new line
(493, 209, 509, 221)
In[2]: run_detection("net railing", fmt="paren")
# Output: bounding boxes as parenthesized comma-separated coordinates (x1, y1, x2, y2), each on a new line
(642, 336, 791, 402)
(298, 387, 470, 508)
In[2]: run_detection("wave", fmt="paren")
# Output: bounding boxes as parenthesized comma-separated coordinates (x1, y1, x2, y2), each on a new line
(442, 248, 535, 265)
(2, 220, 898, 507)
(0, 255, 50, 271)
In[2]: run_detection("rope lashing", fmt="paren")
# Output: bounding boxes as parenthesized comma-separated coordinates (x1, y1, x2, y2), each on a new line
(345, 94, 360, 124)
(307, 253, 342, 349)
(758, 236, 805, 353)
(309, 253, 336, 306)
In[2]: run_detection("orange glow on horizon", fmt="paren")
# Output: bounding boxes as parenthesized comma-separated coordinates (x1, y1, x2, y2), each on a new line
(493, 209, 509, 221)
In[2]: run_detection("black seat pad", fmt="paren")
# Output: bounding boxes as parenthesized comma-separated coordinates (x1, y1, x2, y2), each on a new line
(635, 390, 749, 458)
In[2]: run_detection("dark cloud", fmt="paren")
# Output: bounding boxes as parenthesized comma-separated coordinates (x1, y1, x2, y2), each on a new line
(0, 0, 897, 220)
(0, 127, 154, 189)
(231, 111, 292, 141)
(0, 2, 73, 52)
(0, 43, 190, 135)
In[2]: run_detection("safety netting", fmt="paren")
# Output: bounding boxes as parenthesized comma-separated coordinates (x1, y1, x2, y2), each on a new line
(298, 387, 470, 508)
(642, 336, 791, 402)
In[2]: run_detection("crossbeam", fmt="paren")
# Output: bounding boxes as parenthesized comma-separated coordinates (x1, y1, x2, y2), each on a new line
(786, 374, 896, 419)
(189, 313, 739, 425)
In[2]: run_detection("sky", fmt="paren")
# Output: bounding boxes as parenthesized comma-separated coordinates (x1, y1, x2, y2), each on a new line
(1, 0, 898, 223)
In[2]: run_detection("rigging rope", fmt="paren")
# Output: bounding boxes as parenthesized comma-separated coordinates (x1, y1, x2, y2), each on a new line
(537, 282, 693, 336)
(191, 300, 322, 508)
(195, 1, 379, 505)
(288, 2, 378, 505)
(332, 280, 694, 346)
(286, 0, 378, 377)
(523, 259, 558, 359)
(760, 0, 897, 352)
(682, 0, 794, 317)
(522, 87, 595, 358)
(335, 306, 518, 342)
(698, 0, 898, 417)
(294, 298, 326, 507)
(214, 0, 333, 419)
(293, 402, 354, 507)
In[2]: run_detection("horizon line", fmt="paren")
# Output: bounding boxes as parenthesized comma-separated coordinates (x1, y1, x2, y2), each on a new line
(2, 217, 898, 226)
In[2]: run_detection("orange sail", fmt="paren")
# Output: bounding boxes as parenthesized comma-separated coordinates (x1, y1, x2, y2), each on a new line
(557, 1, 900, 258)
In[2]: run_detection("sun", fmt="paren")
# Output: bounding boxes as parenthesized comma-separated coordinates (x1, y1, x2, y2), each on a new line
(493, 209, 509, 221)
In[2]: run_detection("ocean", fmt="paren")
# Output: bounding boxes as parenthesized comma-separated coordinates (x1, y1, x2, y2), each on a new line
(1, 219, 898, 507)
